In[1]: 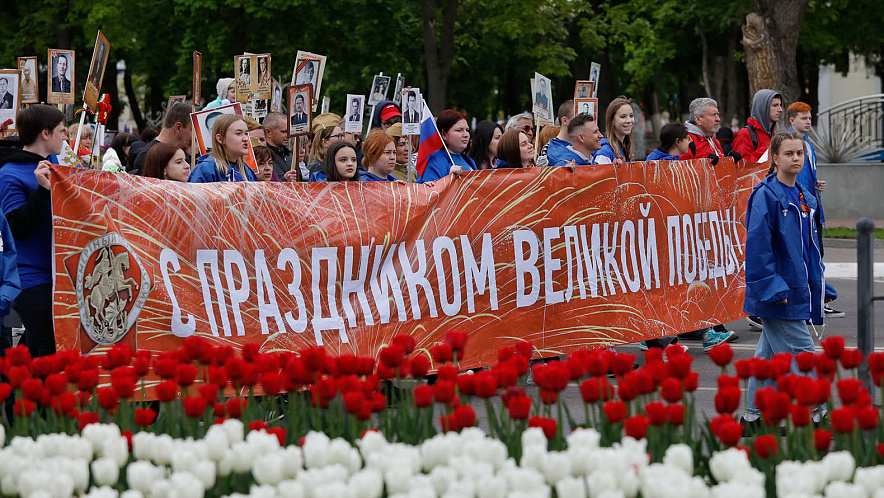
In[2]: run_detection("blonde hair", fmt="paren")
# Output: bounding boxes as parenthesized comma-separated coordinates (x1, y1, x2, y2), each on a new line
(210, 114, 249, 178)
(537, 125, 559, 151)
(69, 123, 94, 140)
(309, 124, 340, 163)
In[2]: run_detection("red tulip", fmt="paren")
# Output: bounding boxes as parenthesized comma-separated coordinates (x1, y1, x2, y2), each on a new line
(840, 349, 863, 370)
(410, 355, 431, 378)
(430, 344, 453, 364)
(602, 400, 628, 423)
(528, 416, 557, 438)
(454, 405, 476, 428)
(821, 336, 845, 359)
(473, 371, 498, 398)
(707, 343, 734, 367)
(667, 354, 693, 379)
(507, 395, 532, 420)
(857, 406, 879, 430)
(814, 429, 832, 452)
(790, 404, 811, 427)
(155, 380, 179, 402)
(645, 401, 668, 425)
(714, 386, 741, 414)
(754, 435, 778, 458)
(660, 378, 683, 403)
(514, 340, 534, 358)
(624, 414, 649, 439)
(413, 385, 434, 408)
(183, 396, 208, 418)
(667, 404, 685, 425)
(135, 408, 157, 427)
(433, 380, 456, 404)
(837, 378, 862, 405)
(831, 407, 856, 433)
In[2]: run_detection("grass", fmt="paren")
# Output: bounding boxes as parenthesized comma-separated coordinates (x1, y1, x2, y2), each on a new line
(824, 227, 884, 239)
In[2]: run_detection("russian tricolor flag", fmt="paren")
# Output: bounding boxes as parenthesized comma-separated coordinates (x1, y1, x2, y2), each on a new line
(416, 101, 444, 178)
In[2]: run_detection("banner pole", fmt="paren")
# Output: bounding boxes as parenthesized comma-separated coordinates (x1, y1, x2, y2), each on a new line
(72, 106, 88, 161)
(191, 104, 197, 166)
(407, 136, 413, 183)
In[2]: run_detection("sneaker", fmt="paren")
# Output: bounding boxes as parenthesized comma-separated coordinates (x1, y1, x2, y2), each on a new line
(746, 315, 763, 330)
(720, 329, 739, 343)
(739, 414, 763, 436)
(812, 405, 829, 426)
(824, 304, 845, 319)
(703, 330, 735, 352)
(638, 341, 649, 351)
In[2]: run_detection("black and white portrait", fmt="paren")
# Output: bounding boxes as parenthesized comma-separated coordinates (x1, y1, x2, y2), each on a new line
(392, 74, 405, 106)
(288, 84, 312, 136)
(368, 75, 391, 106)
(18, 57, 38, 103)
(48, 49, 75, 105)
(401, 88, 422, 136)
(190, 103, 242, 154)
(88, 36, 109, 87)
(0, 70, 22, 131)
(532, 72, 552, 121)
(344, 94, 365, 133)
(573, 98, 598, 120)
(291, 51, 326, 111)
(271, 79, 282, 112)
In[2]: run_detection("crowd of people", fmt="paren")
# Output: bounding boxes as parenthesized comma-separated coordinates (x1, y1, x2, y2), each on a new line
(0, 74, 846, 425)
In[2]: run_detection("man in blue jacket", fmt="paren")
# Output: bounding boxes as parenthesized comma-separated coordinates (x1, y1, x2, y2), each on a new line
(552, 114, 603, 167)
(741, 131, 825, 427)
(787, 102, 843, 319)
(0, 104, 66, 357)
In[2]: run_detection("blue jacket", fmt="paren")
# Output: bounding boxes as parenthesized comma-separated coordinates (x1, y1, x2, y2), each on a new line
(419, 149, 475, 183)
(552, 145, 594, 167)
(544, 138, 572, 167)
(0, 148, 56, 290)
(744, 174, 824, 324)
(188, 154, 258, 183)
(309, 171, 328, 182)
(359, 170, 396, 182)
(790, 129, 825, 224)
(0, 214, 21, 317)
(593, 138, 623, 164)
(646, 149, 679, 161)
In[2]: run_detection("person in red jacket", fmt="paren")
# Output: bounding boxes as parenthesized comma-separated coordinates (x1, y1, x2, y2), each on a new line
(680, 97, 724, 159)
(732, 89, 783, 162)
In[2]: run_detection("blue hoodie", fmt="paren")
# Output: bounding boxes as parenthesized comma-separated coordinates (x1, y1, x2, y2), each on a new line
(646, 149, 679, 161)
(744, 173, 824, 324)
(188, 154, 258, 183)
(0, 214, 21, 317)
(551, 145, 594, 167)
(0, 148, 56, 290)
(359, 170, 396, 182)
(544, 138, 572, 167)
(419, 149, 475, 183)
(789, 128, 825, 224)
(593, 138, 624, 164)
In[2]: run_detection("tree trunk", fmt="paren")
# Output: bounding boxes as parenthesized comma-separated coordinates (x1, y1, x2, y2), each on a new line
(741, 0, 810, 104)
(422, 0, 458, 113)
(124, 70, 145, 132)
(724, 36, 738, 123)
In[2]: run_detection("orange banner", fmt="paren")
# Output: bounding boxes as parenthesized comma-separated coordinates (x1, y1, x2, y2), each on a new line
(52, 159, 766, 368)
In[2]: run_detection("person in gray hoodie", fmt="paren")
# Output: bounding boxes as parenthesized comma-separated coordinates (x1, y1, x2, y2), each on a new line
(732, 89, 783, 162)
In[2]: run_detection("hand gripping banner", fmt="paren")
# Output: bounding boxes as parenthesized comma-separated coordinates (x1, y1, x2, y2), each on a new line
(52, 159, 766, 369)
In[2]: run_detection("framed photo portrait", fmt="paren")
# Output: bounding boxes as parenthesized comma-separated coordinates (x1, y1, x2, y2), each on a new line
(235, 55, 253, 103)
(401, 88, 422, 135)
(288, 84, 313, 137)
(270, 79, 282, 113)
(573, 98, 598, 119)
(48, 49, 75, 105)
(167, 95, 186, 110)
(292, 51, 326, 112)
(532, 72, 553, 122)
(17, 57, 38, 104)
(84, 31, 110, 111)
(368, 75, 391, 106)
(392, 74, 405, 106)
(589, 62, 601, 98)
(321, 96, 330, 115)
(574, 80, 594, 100)
(192, 51, 202, 108)
(344, 94, 365, 133)
(255, 54, 271, 99)
(190, 103, 242, 155)
(0, 69, 22, 132)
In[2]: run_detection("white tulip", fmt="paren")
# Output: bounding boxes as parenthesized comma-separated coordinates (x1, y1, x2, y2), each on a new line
(170, 448, 196, 474)
(149, 479, 174, 498)
(303, 432, 331, 469)
(253, 453, 285, 486)
(277, 479, 306, 498)
(103, 437, 129, 468)
(476, 475, 507, 498)
(543, 452, 571, 485)
(91, 458, 120, 487)
(522, 428, 548, 453)
(520, 446, 547, 473)
(204, 426, 230, 461)
(619, 470, 640, 498)
(126, 461, 163, 494)
(192, 460, 216, 489)
(18, 469, 50, 497)
(873, 489, 884, 498)
(231, 441, 257, 474)
(151, 434, 174, 466)
(349, 468, 384, 498)
(663, 445, 694, 474)
(711, 481, 764, 498)
(280, 446, 304, 478)
(555, 476, 585, 498)
(248, 484, 278, 498)
(358, 431, 388, 458)
(218, 450, 234, 477)
(566, 428, 601, 450)
(170, 471, 205, 498)
(315, 481, 354, 498)
(597, 491, 626, 498)
(385, 467, 413, 495)
(587, 470, 619, 496)
(854, 466, 884, 497)
(824, 481, 865, 498)
(221, 419, 245, 444)
(708, 448, 752, 483)
(1, 473, 18, 496)
(0, 425, 4, 448)
(59, 456, 90, 493)
(131, 433, 154, 461)
(429, 466, 458, 495)
(84, 485, 119, 498)
(823, 452, 856, 483)
(121, 490, 144, 498)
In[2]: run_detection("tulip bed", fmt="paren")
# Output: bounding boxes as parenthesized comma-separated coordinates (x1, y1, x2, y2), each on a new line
(1, 332, 884, 497)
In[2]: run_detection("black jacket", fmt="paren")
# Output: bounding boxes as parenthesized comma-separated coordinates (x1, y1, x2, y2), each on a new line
(268, 144, 293, 181)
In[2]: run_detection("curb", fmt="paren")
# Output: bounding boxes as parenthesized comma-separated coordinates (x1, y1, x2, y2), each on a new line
(823, 238, 884, 249)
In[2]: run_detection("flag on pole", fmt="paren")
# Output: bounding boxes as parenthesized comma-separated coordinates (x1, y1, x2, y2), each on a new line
(415, 101, 452, 178)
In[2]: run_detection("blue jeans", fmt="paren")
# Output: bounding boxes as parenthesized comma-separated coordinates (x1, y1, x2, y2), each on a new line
(745, 317, 815, 414)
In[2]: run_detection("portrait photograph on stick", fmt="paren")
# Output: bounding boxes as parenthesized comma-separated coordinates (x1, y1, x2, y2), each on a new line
(532, 72, 553, 122)
(573, 98, 598, 118)
(190, 103, 242, 154)
(368, 75, 390, 106)
(47, 48, 75, 105)
(17, 57, 38, 104)
(0, 69, 21, 131)
(574, 80, 594, 100)
(84, 31, 110, 111)
(292, 51, 326, 111)
(344, 94, 364, 133)
(235, 54, 254, 103)
(288, 84, 313, 137)
(270, 78, 282, 112)
(167, 95, 186, 110)
(401, 88, 422, 135)
(392, 74, 405, 106)
(589, 62, 601, 98)
(255, 54, 271, 99)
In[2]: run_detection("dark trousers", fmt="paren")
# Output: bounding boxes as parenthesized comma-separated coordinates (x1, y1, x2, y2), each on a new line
(13, 283, 56, 358)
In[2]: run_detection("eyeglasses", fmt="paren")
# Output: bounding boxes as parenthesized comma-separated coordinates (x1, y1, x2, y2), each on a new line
(519, 125, 534, 133)
(328, 133, 345, 140)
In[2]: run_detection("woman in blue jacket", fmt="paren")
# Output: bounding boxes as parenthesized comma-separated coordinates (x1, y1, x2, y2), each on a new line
(419, 109, 476, 183)
(741, 131, 825, 425)
(593, 96, 634, 165)
(189, 114, 258, 183)
(647, 123, 691, 161)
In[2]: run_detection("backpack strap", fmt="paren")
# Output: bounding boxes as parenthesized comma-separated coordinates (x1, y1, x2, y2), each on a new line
(748, 125, 758, 149)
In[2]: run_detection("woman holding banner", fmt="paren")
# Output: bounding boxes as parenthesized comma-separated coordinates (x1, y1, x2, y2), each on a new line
(306, 114, 345, 177)
(468, 121, 503, 170)
(594, 96, 635, 165)
(188, 115, 258, 182)
(142, 143, 191, 182)
(420, 110, 475, 183)
(494, 130, 535, 168)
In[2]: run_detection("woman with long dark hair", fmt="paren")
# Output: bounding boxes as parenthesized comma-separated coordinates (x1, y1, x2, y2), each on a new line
(419, 109, 476, 182)
(494, 130, 534, 168)
(594, 96, 635, 165)
(468, 121, 503, 170)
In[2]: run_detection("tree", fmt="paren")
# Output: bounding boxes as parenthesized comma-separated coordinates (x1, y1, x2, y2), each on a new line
(741, 0, 810, 103)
